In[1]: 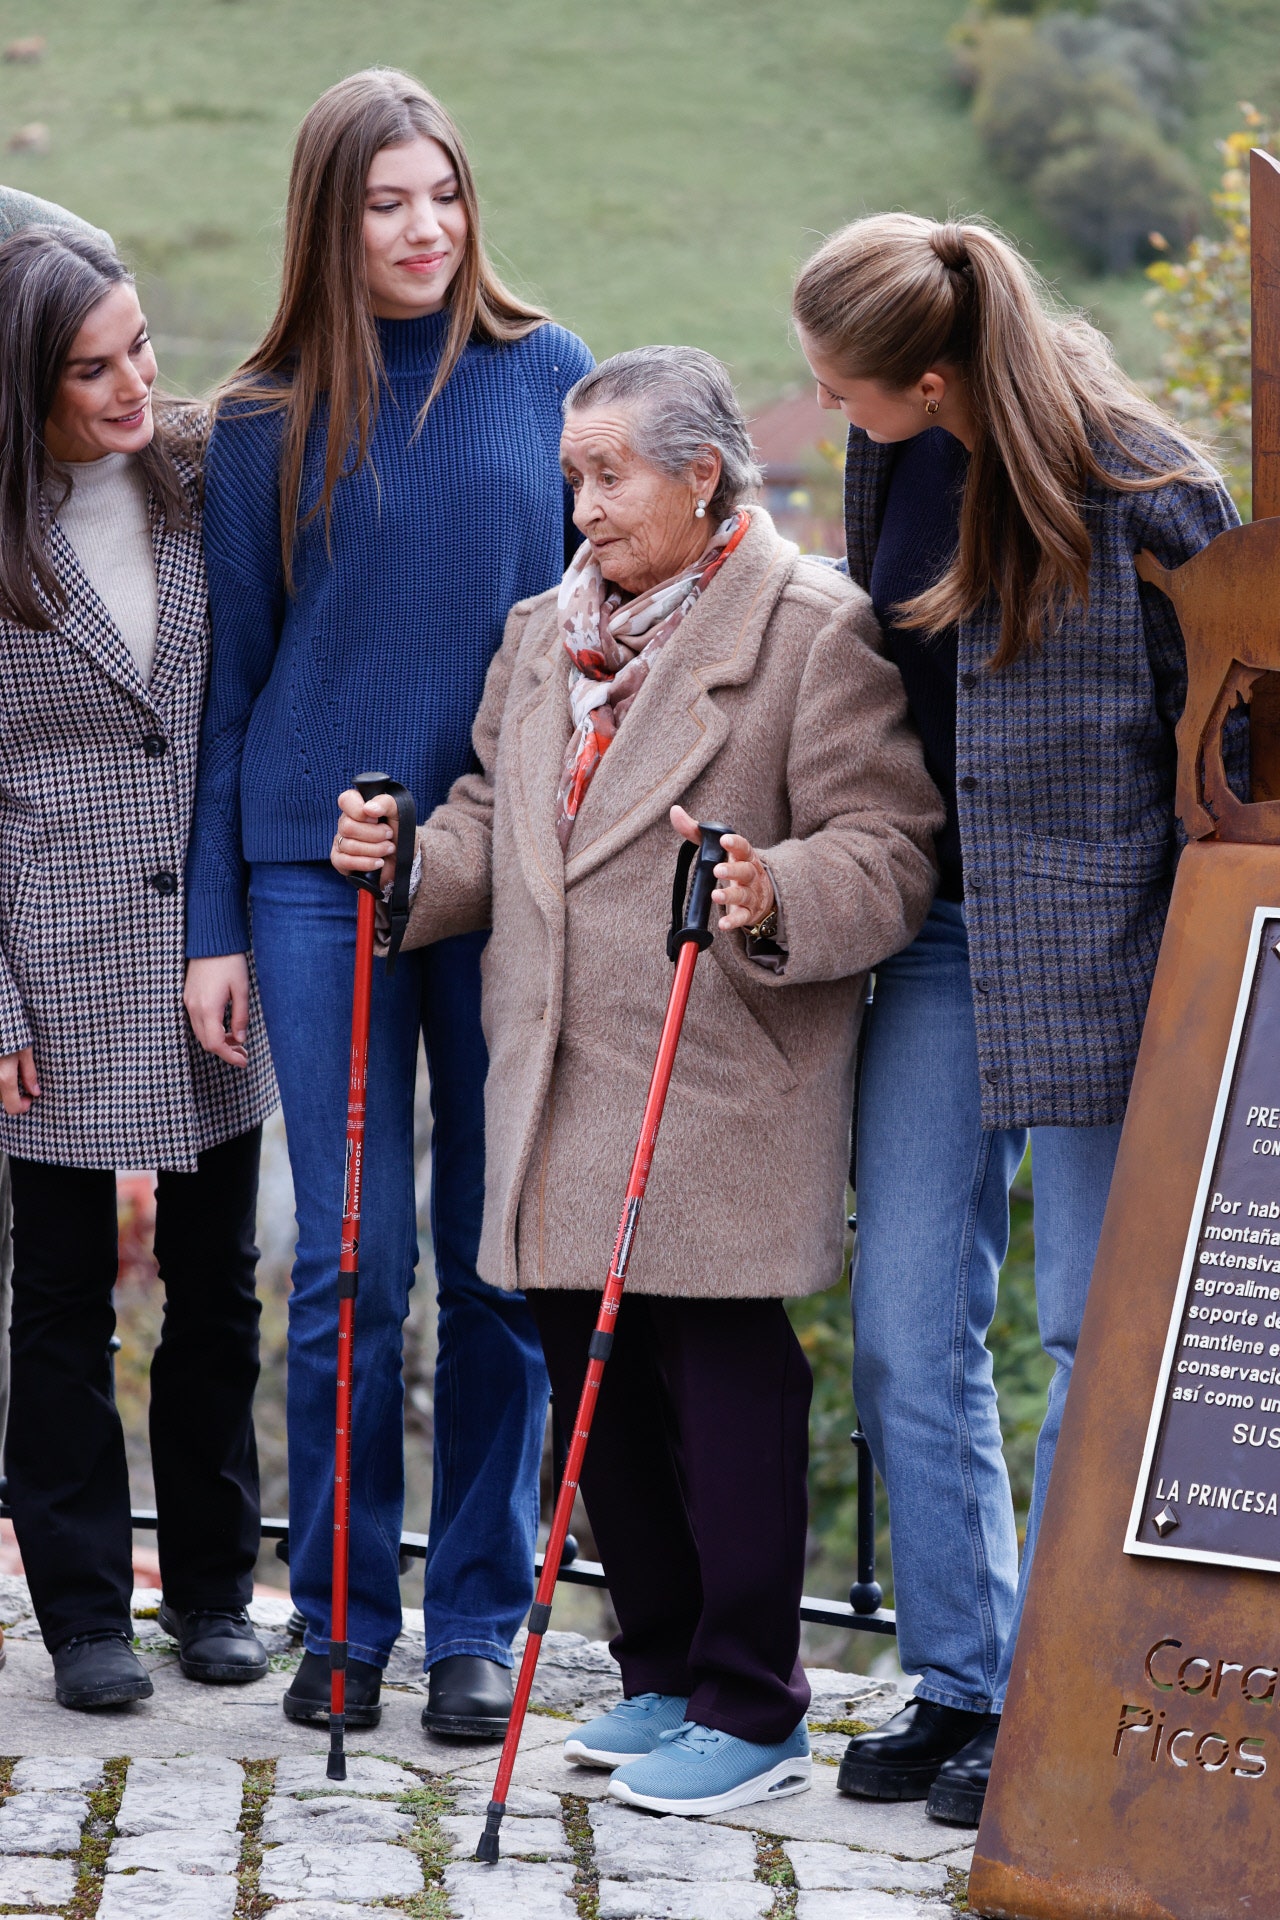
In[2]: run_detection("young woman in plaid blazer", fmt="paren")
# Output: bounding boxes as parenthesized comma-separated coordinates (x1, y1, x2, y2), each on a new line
(791, 213, 1240, 1824)
(0, 227, 277, 1711)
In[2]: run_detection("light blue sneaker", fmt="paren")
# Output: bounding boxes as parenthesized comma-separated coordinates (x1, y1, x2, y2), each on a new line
(563, 1692, 690, 1769)
(608, 1718, 811, 1814)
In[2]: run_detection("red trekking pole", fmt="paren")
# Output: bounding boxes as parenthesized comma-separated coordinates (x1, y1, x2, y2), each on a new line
(327, 771, 416, 1783)
(476, 821, 731, 1860)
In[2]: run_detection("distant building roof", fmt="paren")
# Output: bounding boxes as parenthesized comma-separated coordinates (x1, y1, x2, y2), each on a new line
(749, 390, 840, 483)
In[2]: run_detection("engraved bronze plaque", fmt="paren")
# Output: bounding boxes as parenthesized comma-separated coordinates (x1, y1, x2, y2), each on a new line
(968, 847, 1280, 1920)
(1127, 907, 1280, 1569)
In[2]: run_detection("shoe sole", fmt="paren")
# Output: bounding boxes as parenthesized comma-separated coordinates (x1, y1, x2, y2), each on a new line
(177, 1656, 269, 1684)
(282, 1694, 382, 1729)
(837, 1758, 938, 1801)
(421, 1712, 510, 1741)
(56, 1677, 154, 1711)
(609, 1754, 812, 1816)
(563, 1738, 639, 1769)
(926, 1781, 986, 1826)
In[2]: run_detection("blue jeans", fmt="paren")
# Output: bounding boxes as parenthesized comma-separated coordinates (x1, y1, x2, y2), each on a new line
(250, 862, 549, 1669)
(852, 899, 1121, 1712)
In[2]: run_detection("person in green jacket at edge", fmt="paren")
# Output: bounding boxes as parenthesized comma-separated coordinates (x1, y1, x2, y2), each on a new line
(0, 184, 112, 1673)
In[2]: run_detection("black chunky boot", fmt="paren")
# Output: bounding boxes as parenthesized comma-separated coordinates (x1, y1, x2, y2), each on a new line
(926, 1716, 1001, 1825)
(837, 1698, 996, 1801)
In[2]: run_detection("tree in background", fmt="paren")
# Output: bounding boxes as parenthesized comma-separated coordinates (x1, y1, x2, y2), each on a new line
(953, 0, 1204, 273)
(1145, 107, 1273, 516)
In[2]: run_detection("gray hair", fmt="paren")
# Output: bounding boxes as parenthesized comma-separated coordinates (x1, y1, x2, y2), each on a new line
(564, 345, 762, 522)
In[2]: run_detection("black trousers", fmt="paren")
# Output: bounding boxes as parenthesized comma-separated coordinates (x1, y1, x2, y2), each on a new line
(530, 1289, 813, 1745)
(5, 1127, 263, 1652)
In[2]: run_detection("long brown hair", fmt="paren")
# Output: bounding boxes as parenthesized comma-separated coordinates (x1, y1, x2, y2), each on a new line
(0, 225, 193, 631)
(223, 67, 548, 590)
(793, 212, 1211, 667)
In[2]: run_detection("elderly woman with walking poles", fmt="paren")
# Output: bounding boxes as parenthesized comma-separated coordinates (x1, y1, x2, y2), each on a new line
(184, 68, 593, 1738)
(331, 343, 942, 1814)
(789, 212, 1242, 1824)
(0, 224, 277, 1710)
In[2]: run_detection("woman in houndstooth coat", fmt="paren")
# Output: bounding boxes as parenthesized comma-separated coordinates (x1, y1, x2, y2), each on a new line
(0, 226, 277, 1711)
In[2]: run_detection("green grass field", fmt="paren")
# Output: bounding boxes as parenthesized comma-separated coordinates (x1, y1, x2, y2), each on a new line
(0, 0, 1276, 404)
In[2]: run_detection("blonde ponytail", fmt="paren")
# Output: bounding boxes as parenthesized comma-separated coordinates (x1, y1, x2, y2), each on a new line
(793, 213, 1210, 667)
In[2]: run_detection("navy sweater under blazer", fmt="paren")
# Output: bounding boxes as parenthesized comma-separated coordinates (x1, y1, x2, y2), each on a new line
(844, 423, 1241, 1132)
(186, 312, 593, 958)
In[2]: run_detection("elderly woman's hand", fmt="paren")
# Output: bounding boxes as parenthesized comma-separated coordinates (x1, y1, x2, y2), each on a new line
(332, 789, 398, 890)
(670, 805, 775, 934)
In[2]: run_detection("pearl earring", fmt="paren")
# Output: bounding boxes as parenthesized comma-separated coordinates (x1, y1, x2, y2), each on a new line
(695, 500, 706, 519)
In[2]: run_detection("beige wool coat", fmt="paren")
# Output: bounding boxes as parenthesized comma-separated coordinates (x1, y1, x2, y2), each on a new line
(400, 508, 943, 1300)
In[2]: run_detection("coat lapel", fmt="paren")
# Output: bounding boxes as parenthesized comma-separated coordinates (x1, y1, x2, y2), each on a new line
(45, 461, 202, 715)
(508, 620, 572, 919)
(843, 426, 894, 590)
(45, 517, 155, 708)
(146, 501, 203, 710)
(561, 508, 792, 888)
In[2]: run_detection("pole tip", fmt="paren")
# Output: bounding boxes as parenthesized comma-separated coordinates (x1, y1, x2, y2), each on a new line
(326, 1752, 347, 1782)
(475, 1801, 505, 1863)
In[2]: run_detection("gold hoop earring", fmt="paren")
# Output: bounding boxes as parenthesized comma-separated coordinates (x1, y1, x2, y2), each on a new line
(924, 399, 941, 416)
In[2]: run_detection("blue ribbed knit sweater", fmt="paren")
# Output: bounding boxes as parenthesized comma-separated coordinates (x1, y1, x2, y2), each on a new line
(185, 311, 593, 957)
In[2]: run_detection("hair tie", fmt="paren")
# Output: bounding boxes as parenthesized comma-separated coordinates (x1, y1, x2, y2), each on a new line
(931, 225, 971, 275)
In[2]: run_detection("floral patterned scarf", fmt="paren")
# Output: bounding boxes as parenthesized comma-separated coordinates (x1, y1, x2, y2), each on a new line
(554, 510, 749, 847)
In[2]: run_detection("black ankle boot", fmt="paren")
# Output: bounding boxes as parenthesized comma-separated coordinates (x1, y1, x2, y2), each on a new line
(422, 1654, 513, 1740)
(157, 1602, 268, 1684)
(838, 1698, 995, 1801)
(282, 1648, 383, 1728)
(53, 1633, 154, 1711)
(926, 1716, 1001, 1824)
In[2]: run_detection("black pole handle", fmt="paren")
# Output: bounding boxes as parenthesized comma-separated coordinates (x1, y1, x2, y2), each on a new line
(349, 771, 417, 975)
(667, 821, 733, 962)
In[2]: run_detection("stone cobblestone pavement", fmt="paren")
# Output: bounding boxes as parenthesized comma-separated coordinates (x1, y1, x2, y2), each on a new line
(0, 1576, 975, 1918)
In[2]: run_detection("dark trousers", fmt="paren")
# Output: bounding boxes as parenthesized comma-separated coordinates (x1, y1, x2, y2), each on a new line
(5, 1127, 263, 1652)
(530, 1289, 813, 1745)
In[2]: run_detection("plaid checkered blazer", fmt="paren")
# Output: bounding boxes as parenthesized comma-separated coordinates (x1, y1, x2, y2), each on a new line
(0, 448, 277, 1169)
(844, 425, 1241, 1128)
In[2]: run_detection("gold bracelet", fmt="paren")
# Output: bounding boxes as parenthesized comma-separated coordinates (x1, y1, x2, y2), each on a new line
(746, 901, 779, 941)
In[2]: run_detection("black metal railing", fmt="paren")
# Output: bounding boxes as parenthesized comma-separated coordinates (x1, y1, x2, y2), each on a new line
(0, 1424, 895, 1639)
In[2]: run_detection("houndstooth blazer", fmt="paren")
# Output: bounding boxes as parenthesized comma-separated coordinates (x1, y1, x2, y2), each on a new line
(844, 424, 1241, 1129)
(0, 447, 277, 1169)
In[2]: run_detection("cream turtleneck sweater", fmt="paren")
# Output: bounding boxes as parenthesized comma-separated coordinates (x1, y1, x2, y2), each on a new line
(54, 452, 158, 683)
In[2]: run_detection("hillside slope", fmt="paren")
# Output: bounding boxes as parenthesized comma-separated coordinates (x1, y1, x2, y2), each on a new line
(0, 0, 1271, 399)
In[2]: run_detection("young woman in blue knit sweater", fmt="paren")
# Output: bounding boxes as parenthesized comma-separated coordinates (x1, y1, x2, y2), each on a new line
(184, 68, 592, 1737)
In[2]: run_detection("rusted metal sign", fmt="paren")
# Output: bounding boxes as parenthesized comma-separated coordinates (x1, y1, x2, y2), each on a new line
(1127, 907, 1280, 1570)
(968, 850, 1280, 1920)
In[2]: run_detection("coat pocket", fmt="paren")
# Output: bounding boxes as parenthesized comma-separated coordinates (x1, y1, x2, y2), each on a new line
(2, 859, 40, 963)
(1020, 833, 1174, 890)
(674, 952, 801, 1100)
